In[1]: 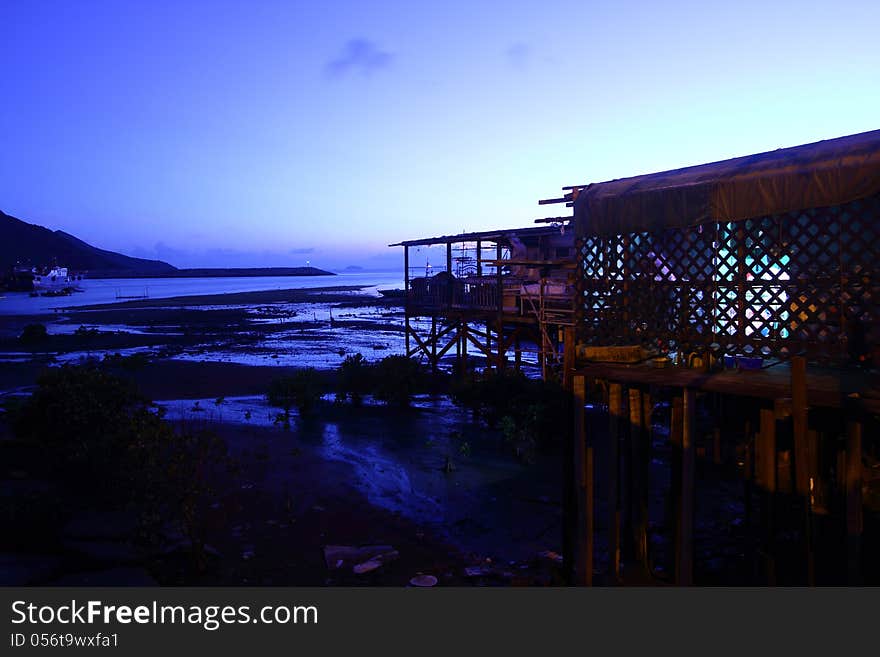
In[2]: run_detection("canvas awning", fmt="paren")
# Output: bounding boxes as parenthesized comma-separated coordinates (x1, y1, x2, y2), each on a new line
(573, 129, 880, 236)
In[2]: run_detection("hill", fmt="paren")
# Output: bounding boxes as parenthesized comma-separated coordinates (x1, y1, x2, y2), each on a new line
(1, 209, 177, 276)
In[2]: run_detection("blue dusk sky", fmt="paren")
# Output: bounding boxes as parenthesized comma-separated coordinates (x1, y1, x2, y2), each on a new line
(1, 1, 878, 270)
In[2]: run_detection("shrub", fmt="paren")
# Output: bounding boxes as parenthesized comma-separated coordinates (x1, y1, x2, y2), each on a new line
(267, 368, 323, 416)
(451, 369, 570, 462)
(19, 323, 48, 344)
(337, 353, 371, 405)
(373, 355, 422, 407)
(11, 364, 226, 547)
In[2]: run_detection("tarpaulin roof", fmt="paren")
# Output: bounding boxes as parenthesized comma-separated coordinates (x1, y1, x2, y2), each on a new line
(574, 129, 880, 236)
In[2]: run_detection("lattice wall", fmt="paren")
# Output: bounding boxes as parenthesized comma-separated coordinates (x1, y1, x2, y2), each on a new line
(576, 194, 880, 362)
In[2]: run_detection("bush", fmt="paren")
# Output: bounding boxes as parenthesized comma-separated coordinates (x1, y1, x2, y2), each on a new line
(11, 364, 226, 545)
(451, 369, 570, 462)
(267, 368, 323, 416)
(373, 355, 422, 407)
(19, 323, 48, 344)
(337, 353, 371, 406)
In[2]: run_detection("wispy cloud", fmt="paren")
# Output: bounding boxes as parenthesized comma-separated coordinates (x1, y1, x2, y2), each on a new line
(325, 38, 393, 78)
(505, 42, 531, 70)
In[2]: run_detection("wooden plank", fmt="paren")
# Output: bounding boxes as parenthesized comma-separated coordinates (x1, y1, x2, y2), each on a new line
(678, 388, 696, 586)
(608, 382, 623, 583)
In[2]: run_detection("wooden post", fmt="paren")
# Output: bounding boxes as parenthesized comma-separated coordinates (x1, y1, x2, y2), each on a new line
(790, 355, 814, 584)
(430, 315, 437, 372)
(476, 239, 482, 277)
(641, 390, 652, 568)
(757, 408, 777, 584)
(846, 421, 863, 584)
(446, 242, 453, 277)
(563, 326, 575, 391)
(791, 355, 810, 495)
(514, 333, 522, 372)
(678, 387, 696, 586)
(628, 387, 648, 570)
(608, 382, 623, 583)
(670, 395, 683, 583)
(572, 375, 592, 585)
(404, 246, 410, 357)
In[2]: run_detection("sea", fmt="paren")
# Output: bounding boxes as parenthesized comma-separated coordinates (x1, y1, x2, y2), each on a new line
(0, 271, 404, 316)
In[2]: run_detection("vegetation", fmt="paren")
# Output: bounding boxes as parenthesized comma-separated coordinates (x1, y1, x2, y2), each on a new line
(10, 364, 226, 561)
(336, 353, 371, 406)
(267, 368, 323, 417)
(451, 369, 570, 463)
(18, 323, 48, 344)
(372, 355, 423, 407)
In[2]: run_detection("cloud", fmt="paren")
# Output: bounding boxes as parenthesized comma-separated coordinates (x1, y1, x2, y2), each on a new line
(505, 42, 531, 70)
(289, 247, 315, 255)
(325, 39, 393, 78)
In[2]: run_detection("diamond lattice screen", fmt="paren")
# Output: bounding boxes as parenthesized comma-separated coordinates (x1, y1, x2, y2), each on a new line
(576, 194, 880, 361)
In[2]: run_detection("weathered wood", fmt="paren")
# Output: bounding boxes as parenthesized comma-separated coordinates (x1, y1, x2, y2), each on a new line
(678, 388, 696, 586)
(846, 421, 863, 584)
(628, 387, 648, 569)
(608, 382, 623, 583)
(572, 375, 591, 585)
(563, 326, 576, 391)
(670, 395, 683, 583)
(758, 408, 777, 584)
(791, 356, 810, 496)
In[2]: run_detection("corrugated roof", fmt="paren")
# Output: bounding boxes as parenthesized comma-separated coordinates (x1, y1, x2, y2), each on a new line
(574, 129, 880, 235)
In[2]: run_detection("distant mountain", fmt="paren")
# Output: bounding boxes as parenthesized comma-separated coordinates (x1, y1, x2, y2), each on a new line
(0, 209, 177, 276)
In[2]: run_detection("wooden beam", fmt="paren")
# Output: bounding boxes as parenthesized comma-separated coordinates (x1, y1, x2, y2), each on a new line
(670, 395, 683, 583)
(572, 375, 591, 585)
(608, 382, 623, 583)
(678, 388, 696, 585)
(846, 421, 863, 584)
(628, 387, 648, 570)
(791, 356, 810, 496)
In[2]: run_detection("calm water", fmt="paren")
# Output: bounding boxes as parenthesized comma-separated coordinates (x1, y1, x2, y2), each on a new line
(0, 271, 404, 315)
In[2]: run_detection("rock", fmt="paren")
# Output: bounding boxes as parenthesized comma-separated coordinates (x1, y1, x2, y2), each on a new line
(409, 575, 438, 587)
(323, 544, 395, 570)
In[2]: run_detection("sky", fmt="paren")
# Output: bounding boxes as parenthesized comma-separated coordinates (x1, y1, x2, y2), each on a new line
(1, 0, 879, 271)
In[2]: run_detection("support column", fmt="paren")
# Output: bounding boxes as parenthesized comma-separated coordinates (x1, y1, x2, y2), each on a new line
(678, 387, 696, 586)
(757, 407, 777, 584)
(572, 374, 592, 585)
(846, 420, 863, 584)
(608, 382, 623, 583)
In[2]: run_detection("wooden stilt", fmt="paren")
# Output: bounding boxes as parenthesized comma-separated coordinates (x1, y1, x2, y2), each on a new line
(757, 408, 777, 584)
(608, 382, 623, 583)
(628, 387, 648, 570)
(678, 388, 696, 586)
(430, 315, 437, 372)
(670, 395, 683, 583)
(572, 375, 591, 585)
(514, 333, 522, 372)
(563, 326, 575, 391)
(845, 421, 863, 584)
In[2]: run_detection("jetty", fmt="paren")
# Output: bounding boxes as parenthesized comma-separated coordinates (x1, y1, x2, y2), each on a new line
(394, 129, 880, 585)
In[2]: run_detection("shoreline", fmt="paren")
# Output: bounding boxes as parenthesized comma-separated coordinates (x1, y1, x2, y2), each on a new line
(62, 285, 378, 311)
